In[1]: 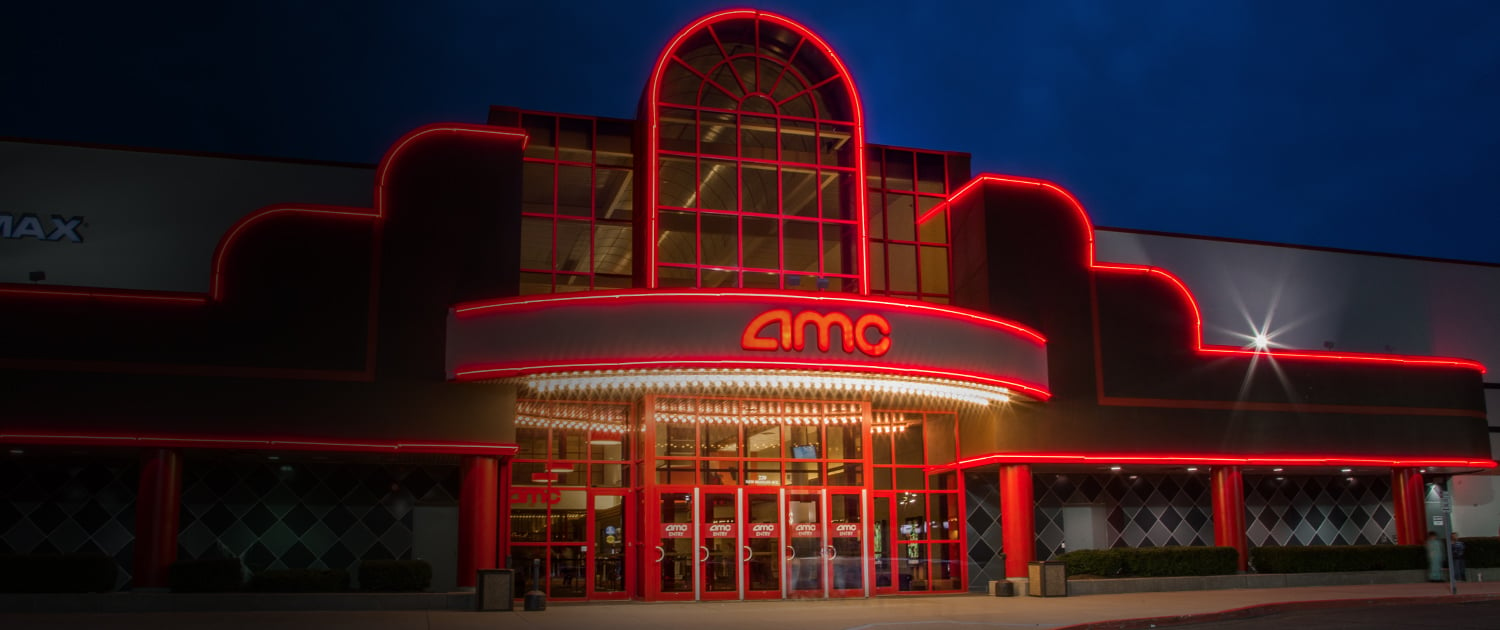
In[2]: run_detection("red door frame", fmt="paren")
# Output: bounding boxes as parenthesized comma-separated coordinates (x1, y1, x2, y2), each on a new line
(586, 488, 634, 600)
(742, 486, 784, 600)
(699, 488, 741, 600)
(645, 485, 698, 601)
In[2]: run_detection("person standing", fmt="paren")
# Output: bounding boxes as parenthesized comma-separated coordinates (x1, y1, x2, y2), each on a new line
(1426, 531, 1444, 582)
(1451, 533, 1467, 581)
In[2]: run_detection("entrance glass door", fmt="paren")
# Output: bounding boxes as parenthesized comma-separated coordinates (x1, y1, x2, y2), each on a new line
(743, 489, 783, 599)
(649, 488, 695, 601)
(785, 491, 824, 597)
(827, 490, 867, 597)
(699, 490, 739, 600)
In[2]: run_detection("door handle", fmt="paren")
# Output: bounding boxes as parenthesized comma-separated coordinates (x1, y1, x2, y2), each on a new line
(825, 545, 838, 559)
(785, 545, 796, 560)
(699, 546, 710, 563)
(742, 545, 752, 563)
(654, 546, 665, 563)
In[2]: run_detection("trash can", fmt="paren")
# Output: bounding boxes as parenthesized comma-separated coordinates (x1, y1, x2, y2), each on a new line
(475, 569, 515, 611)
(988, 580, 1016, 597)
(1027, 561, 1067, 597)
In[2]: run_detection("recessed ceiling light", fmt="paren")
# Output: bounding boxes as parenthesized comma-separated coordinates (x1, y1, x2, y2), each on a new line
(1186, 467, 1198, 472)
(1109, 466, 1122, 472)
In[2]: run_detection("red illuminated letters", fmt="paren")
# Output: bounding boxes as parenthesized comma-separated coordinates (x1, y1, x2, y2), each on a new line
(741, 309, 891, 357)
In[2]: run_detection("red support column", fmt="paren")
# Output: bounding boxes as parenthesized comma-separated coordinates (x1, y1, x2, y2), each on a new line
(1211, 466, 1247, 572)
(1392, 468, 1426, 545)
(458, 456, 499, 589)
(999, 464, 1034, 578)
(133, 448, 181, 590)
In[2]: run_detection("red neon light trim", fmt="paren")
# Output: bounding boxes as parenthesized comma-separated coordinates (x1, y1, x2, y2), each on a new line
(948, 452, 1497, 470)
(452, 358, 1050, 401)
(0, 285, 206, 304)
(209, 204, 378, 301)
(0, 432, 519, 456)
(645, 10, 869, 294)
(943, 174, 1486, 374)
(452, 289, 1046, 345)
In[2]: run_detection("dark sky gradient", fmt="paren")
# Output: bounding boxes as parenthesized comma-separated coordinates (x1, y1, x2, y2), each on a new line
(6, 1, 1499, 263)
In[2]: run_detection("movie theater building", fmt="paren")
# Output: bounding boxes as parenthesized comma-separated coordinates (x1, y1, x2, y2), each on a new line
(3, 9, 1496, 599)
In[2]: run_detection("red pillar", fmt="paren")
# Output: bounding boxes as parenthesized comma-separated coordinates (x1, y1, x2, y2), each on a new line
(999, 464, 1034, 578)
(1211, 465, 1247, 572)
(133, 448, 181, 589)
(458, 455, 499, 588)
(1392, 468, 1426, 545)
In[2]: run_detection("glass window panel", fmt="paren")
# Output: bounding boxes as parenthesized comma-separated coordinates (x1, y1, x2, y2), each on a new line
(874, 466, 893, 490)
(677, 30, 723, 75)
(520, 217, 553, 270)
(916, 152, 946, 194)
(593, 223, 632, 276)
(888, 243, 918, 293)
(658, 108, 695, 154)
(699, 159, 737, 212)
(594, 168, 633, 221)
(657, 211, 696, 265)
(886, 194, 916, 241)
(745, 424, 781, 458)
(589, 437, 628, 463)
(928, 471, 957, 492)
(512, 461, 547, 486)
(659, 60, 702, 106)
(519, 272, 552, 295)
(826, 462, 862, 487)
(701, 423, 741, 457)
(655, 460, 695, 485)
(656, 422, 696, 457)
(818, 123, 854, 166)
(920, 246, 950, 295)
(931, 543, 961, 590)
(709, 63, 745, 99)
(745, 461, 781, 486)
(731, 58, 760, 100)
(822, 223, 853, 275)
(656, 265, 696, 288)
(700, 212, 738, 267)
(555, 275, 591, 293)
(872, 433, 891, 465)
(783, 220, 819, 272)
(700, 111, 736, 157)
(884, 150, 915, 191)
(785, 461, 820, 486)
(511, 501, 548, 541)
(516, 428, 547, 459)
(870, 243, 887, 292)
(755, 57, 781, 93)
(928, 493, 959, 541)
(701, 460, 740, 485)
(743, 271, 779, 288)
(550, 491, 588, 542)
(894, 418, 924, 465)
(825, 424, 862, 460)
(555, 219, 591, 272)
(780, 118, 817, 165)
(895, 467, 925, 490)
(785, 424, 821, 459)
(865, 148, 884, 187)
(741, 115, 777, 161)
(867, 189, 885, 239)
(557, 166, 591, 217)
(557, 117, 593, 163)
(742, 164, 779, 214)
(523, 114, 555, 159)
(594, 495, 626, 593)
(657, 157, 696, 208)
(595, 118, 633, 167)
(523, 162, 555, 215)
(742, 216, 779, 270)
(820, 171, 853, 220)
(553, 429, 587, 460)
(897, 493, 926, 540)
(593, 274, 631, 290)
(917, 204, 946, 244)
(781, 167, 818, 217)
(700, 269, 737, 288)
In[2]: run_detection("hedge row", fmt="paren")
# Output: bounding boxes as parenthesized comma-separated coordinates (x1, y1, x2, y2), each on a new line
(1061, 546, 1239, 577)
(1249, 545, 1424, 573)
(0, 554, 117, 593)
(1460, 537, 1500, 568)
(169, 558, 430, 593)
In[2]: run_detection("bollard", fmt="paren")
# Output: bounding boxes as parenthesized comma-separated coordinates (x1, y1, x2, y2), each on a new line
(524, 557, 547, 611)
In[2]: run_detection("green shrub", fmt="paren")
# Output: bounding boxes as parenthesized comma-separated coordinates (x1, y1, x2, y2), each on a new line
(249, 568, 350, 592)
(1249, 545, 1424, 573)
(1461, 537, 1500, 568)
(358, 559, 431, 592)
(169, 557, 245, 592)
(0, 554, 117, 593)
(1060, 546, 1238, 578)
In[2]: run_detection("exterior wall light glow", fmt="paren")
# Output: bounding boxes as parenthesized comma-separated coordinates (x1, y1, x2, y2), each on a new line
(511, 369, 1014, 406)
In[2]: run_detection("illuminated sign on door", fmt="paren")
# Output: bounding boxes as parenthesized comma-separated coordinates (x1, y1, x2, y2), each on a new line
(749, 523, 780, 538)
(832, 523, 860, 538)
(741, 309, 891, 357)
(661, 523, 691, 538)
(704, 522, 735, 538)
(509, 487, 562, 505)
(790, 522, 822, 538)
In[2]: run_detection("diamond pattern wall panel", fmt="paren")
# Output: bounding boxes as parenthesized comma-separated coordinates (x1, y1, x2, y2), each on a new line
(1243, 475, 1394, 548)
(1033, 473, 1213, 560)
(0, 458, 137, 590)
(178, 462, 459, 578)
(963, 469, 1003, 592)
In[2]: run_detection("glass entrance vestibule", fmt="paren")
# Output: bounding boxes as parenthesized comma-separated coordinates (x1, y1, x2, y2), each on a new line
(505, 394, 967, 601)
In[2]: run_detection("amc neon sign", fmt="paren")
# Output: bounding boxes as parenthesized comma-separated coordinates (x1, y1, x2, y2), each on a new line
(741, 309, 891, 357)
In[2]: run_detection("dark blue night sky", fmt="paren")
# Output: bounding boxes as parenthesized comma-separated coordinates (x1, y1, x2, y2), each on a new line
(6, 1, 1499, 263)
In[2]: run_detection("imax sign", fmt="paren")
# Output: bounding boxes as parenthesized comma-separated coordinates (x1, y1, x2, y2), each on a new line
(0, 214, 84, 242)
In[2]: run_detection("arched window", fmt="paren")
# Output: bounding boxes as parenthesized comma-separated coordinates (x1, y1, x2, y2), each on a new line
(644, 10, 869, 293)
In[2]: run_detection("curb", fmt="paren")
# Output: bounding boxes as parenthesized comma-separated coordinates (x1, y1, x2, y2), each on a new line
(1053, 593, 1500, 630)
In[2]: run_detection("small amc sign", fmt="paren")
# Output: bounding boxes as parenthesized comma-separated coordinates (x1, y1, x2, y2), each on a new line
(749, 522, 779, 538)
(790, 523, 822, 538)
(661, 523, 691, 538)
(704, 522, 735, 538)
(832, 523, 860, 538)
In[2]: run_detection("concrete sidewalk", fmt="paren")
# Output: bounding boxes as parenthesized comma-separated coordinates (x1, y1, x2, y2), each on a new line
(3, 582, 1498, 630)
